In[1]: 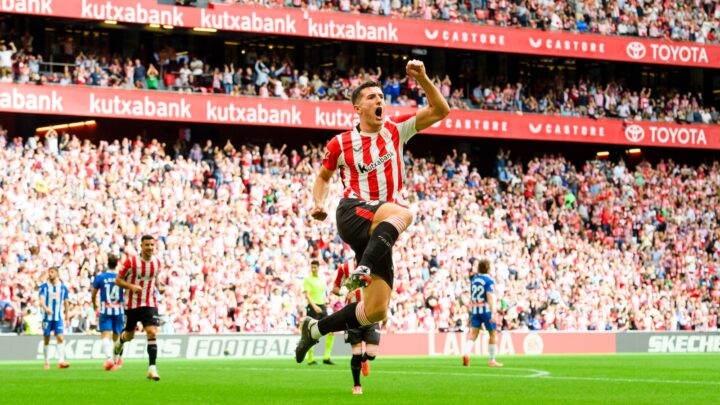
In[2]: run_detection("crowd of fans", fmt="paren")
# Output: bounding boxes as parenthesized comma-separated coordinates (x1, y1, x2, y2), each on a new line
(0, 127, 718, 335)
(196, 0, 720, 44)
(3, 40, 718, 125)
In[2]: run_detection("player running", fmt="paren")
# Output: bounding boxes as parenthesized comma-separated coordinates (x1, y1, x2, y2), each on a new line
(296, 59, 449, 362)
(39, 267, 71, 369)
(332, 261, 380, 395)
(114, 235, 165, 380)
(462, 259, 503, 367)
(91, 254, 124, 371)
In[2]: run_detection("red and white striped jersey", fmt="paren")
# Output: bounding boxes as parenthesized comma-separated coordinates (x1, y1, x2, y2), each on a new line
(334, 262, 362, 304)
(118, 255, 161, 310)
(323, 114, 418, 204)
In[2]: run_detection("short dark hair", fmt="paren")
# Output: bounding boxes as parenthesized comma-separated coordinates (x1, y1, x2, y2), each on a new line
(107, 254, 118, 269)
(351, 81, 382, 105)
(141, 235, 154, 242)
(478, 259, 491, 274)
(311, 259, 320, 266)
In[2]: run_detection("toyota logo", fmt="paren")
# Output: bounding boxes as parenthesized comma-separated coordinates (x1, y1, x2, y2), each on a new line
(624, 125, 645, 143)
(626, 42, 646, 60)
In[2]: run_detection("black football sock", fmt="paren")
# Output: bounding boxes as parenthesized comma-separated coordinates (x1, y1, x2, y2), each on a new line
(351, 354, 362, 386)
(318, 302, 361, 335)
(359, 222, 399, 270)
(147, 339, 157, 366)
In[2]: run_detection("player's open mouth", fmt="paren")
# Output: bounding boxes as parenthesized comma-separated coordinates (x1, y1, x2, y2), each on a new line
(375, 107, 383, 118)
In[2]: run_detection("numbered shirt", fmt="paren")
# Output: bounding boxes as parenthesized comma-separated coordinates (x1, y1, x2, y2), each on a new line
(92, 272, 124, 316)
(322, 114, 417, 204)
(470, 274, 495, 315)
(38, 282, 68, 322)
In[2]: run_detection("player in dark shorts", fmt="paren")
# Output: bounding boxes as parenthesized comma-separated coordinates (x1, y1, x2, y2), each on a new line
(295, 59, 449, 364)
(332, 261, 380, 395)
(114, 235, 166, 380)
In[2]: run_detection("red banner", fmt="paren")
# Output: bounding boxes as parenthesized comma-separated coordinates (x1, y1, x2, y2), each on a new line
(1, 0, 719, 67)
(1, 83, 718, 149)
(378, 332, 616, 356)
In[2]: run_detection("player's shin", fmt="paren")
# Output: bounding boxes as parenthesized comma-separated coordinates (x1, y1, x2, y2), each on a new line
(147, 339, 158, 367)
(57, 342, 66, 363)
(102, 337, 113, 360)
(316, 302, 371, 337)
(351, 354, 362, 387)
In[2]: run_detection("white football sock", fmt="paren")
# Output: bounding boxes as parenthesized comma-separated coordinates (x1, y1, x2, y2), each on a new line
(489, 344, 497, 362)
(465, 339, 475, 356)
(43, 344, 49, 364)
(57, 342, 66, 363)
(102, 338, 113, 360)
(310, 321, 322, 340)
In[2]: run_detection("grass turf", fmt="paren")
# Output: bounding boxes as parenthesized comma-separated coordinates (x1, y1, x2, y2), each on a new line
(2, 354, 719, 405)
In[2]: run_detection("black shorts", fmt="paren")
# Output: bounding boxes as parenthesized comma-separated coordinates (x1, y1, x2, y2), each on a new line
(345, 323, 381, 346)
(336, 198, 394, 288)
(306, 304, 328, 320)
(124, 307, 160, 331)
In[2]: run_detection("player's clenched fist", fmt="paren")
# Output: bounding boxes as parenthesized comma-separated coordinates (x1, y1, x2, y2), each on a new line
(406, 60, 426, 79)
(311, 206, 328, 221)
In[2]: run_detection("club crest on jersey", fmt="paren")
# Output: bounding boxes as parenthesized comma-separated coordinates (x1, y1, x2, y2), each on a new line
(357, 151, 395, 174)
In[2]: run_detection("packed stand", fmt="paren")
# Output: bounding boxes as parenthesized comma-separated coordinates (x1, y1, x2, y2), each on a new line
(3, 40, 718, 125)
(203, 0, 720, 44)
(0, 128, 718, 335)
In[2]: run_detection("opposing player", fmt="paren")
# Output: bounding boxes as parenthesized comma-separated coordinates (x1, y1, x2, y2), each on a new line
(462, 259, 503, 367)
(332, 261, 381, 395)
(114, 235, 165, 380)
(91, 254, 124, 371)
(39, 267, 70, 369)
(295, 59, 449, 362)
(302, 259, 335, 365)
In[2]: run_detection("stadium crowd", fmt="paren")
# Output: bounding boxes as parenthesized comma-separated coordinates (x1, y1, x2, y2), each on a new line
(197, 0, 720, 44)
(3, 42, 718, 125)
(0, 128, 718, 335)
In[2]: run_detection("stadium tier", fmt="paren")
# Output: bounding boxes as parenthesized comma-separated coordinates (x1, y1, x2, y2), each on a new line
(0, 0, 718, 362)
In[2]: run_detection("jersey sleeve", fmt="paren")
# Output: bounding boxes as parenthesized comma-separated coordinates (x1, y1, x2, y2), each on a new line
(486, 279, 495, 294)
(333, 266, 344, 288)
(92, 275, 101, 290)
(118, 257, 132, 279)
(390, 114, 418, 144)
(322, 136, 342, 171)
(38, 284, 47, 300)
(62, 285, 69, 301)
(303, 278, 311, 293)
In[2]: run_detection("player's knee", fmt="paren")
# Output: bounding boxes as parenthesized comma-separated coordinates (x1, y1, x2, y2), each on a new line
(352, 346, 363, 355)
(365, 346, 378, 358)
(56, 336, 64, 343)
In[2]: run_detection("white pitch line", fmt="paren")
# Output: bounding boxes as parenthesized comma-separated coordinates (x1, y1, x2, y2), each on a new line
(536, 375, 720, 386)
(222, 367, 720, 386)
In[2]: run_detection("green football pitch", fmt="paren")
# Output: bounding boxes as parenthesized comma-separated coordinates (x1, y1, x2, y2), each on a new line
(3, 355, 719, 404)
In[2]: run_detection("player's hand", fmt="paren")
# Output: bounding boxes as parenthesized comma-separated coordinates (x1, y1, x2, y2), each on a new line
(45, 308, 52, 316)
(339, 286, 349, 296)
(405, 60, 427, 80)
(489, 315, 496, 324)
(129, 284, 143, 293)
(311, 206, 327, 221)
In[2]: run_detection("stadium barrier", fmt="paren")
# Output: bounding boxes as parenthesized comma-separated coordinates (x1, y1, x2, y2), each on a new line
(2, 0, 718, 67)
(1, 332, 717, 361)
(2, 83, 718, 150)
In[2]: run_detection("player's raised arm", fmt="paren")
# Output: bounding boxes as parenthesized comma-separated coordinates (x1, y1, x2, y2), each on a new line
(407, 60, 450, 132)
